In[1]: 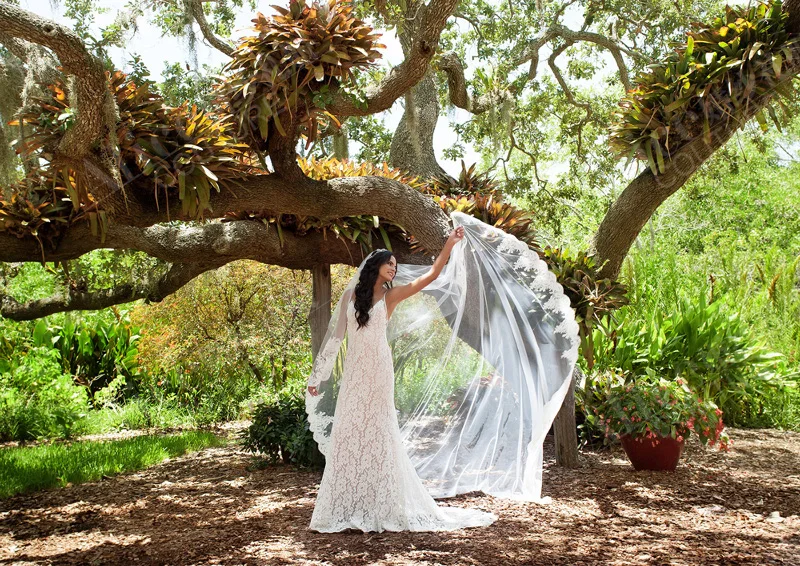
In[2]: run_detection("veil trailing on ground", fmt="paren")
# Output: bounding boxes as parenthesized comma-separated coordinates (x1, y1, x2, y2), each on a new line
(305, 211, 579, 501)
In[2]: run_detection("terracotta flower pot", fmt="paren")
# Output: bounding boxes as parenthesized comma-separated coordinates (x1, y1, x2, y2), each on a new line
(620, 434, 685, 471)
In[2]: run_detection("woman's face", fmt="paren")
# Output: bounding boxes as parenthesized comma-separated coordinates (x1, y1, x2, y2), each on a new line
(378, 256, 397, 282)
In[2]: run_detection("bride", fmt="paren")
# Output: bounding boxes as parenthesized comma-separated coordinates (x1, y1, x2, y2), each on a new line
(305, 212, 579, 533)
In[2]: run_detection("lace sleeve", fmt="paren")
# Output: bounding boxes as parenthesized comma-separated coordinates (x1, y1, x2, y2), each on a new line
(307, 289, 351, 388)
(308, 336, 343, 388)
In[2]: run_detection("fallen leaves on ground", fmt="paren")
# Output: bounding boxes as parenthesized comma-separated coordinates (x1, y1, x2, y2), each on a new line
(0, 427, 797, 565)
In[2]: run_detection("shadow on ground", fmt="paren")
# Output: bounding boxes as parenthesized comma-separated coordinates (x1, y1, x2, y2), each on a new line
(1, 428, 798, 565)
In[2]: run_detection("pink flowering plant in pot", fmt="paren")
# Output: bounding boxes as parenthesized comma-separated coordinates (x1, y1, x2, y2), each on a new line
(584, 369, 729, 470)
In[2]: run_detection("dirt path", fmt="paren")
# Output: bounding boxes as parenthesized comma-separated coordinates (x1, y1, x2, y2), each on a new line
(1, 428, 798, 565)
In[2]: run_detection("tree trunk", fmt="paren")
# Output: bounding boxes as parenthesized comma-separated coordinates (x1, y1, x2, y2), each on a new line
(554, 367, 581, 468)
(593, 44, 800, 280)
(309, 264, 332, 359)
(389, 0, 450, 180)
(390, 72, 450, 179)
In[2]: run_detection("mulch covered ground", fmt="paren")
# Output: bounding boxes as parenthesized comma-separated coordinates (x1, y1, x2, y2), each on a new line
(1, 427, 798, 565)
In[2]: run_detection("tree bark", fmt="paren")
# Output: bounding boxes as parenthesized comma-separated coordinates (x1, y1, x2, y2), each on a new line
(388, 0, 450, 179)
(325, 0, 459, 118)
(309, 263, 332, 360)
(390, 73, 450, 178)
(0, 2, 125, 215)
(554, 367, 581, 468)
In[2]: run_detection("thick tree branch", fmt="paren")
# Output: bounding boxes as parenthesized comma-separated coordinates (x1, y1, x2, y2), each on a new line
(0, 2, 126, 216)
(189, 0, 234, 57)
(438, 52, 506, 114)
(593, 53, 800, 280)
(326, 0, 458, 117)
(0, 218, 430, 267)
(0, 261, 223, 321)
(0, 2, 111, 158)
(0, 29, 30, 62)
(0, 217, 431, 318)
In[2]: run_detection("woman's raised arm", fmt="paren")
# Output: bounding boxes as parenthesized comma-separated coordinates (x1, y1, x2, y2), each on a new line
(386, 226, 464, 312)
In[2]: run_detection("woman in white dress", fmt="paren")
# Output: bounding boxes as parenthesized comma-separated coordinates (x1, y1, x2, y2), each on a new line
(305, 212, 580, 532)
(306, 226, 498, 532)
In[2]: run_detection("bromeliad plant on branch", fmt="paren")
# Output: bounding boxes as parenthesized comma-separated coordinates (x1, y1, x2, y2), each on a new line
(0, 170, 76, 254)
(6, 71, 258, 245)
(541, 248, 629, 372)
(610, 0, 800, 175)
(213, 0, 384, 152)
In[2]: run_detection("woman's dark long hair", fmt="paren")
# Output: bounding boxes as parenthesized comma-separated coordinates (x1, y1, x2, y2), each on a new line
(353, 250, 394, 330)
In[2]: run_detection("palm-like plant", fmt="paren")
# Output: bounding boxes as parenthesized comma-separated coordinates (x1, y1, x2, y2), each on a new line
(213, 0, 384, 151)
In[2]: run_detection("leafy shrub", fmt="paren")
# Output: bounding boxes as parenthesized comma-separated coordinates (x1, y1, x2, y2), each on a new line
(30, 314, 143, 404)
(134, 362, 259, 426)
(240, 386, 323, 468)
(81, 396, 197, 433)
(0, 347, 89, 441)
(589, 293, 789, 423)
(718, 382, 800, 429)
(582, 370, 728, 449)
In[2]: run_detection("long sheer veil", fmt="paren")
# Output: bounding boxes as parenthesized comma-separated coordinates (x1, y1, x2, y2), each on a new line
(305, 211, 579, 501)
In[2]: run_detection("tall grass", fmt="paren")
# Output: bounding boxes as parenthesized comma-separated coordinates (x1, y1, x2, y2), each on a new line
(0, 431, 226, 499)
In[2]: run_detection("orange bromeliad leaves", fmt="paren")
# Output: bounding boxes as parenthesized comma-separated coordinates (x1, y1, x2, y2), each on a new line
(214, 0, 384, 152)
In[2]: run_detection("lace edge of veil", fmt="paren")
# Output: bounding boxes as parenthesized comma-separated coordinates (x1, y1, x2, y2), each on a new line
(461, 213, 580, 370)
(306, 336, 343, 458)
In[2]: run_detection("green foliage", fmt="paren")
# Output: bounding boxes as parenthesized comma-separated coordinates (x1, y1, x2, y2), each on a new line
(29, 312, 142, 403)
(80, 395, 198, 433)
(610, 0, 800, 174)
(619, 128, 800, 360)
(582, 370, 728, 448)
(0, 261, 58, 303)
(0, 431, 225, 499)
(138, 366, 257, 425)
(215, 0, 382, 150)
(541, 247, 629, 368)
(158, 61, 221, 109)
(0, 347, 89, 441)
(732, 384, 800, 429)
(240, 385, 323, 468)
(589, 293, 789, 422)
(572, 128, 800, 433)
(69, 250, 166, 295)
(345, 115, 394, 163)
(132, 261, 320, 392)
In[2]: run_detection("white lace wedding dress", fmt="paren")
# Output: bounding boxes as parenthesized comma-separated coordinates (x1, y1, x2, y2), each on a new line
(308, 294, 497, 533)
